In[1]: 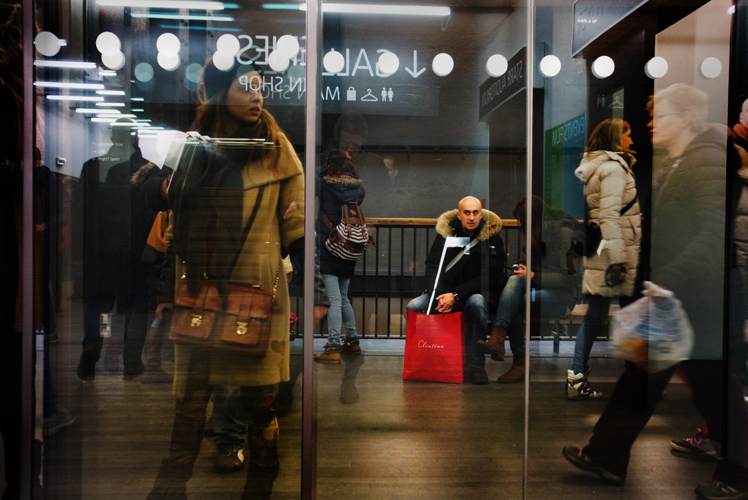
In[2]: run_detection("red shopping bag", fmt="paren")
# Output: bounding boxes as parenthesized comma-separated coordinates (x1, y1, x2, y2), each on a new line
(403, 310, 465, 384)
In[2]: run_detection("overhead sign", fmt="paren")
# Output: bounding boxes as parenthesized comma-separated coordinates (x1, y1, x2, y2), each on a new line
(478, 47, 525, 120)
(572, 0, 648, 56)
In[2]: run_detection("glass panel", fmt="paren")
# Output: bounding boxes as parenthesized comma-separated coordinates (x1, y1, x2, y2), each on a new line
(528, 1, 744, 499)
(32, 2, 307, 498)
(313, 1, 528, 497)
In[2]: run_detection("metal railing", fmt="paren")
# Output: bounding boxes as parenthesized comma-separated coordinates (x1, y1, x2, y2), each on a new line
(349, 218, 524, 339)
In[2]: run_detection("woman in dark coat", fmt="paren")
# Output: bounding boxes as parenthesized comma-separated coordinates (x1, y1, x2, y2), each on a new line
(314, 151, 365, 363)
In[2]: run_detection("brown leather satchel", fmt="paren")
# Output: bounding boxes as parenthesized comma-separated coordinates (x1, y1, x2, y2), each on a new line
(171, 280, 274, 356)
(169, 184, 276, 356)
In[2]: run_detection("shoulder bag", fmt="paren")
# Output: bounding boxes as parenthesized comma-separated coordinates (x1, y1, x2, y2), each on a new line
(170, 185, 278, 357)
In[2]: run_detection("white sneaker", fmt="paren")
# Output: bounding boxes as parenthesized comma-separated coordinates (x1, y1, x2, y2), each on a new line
(567, 370, 603, 400)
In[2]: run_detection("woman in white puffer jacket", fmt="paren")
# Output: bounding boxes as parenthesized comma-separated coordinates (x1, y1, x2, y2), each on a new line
(567, 118, 641, 400)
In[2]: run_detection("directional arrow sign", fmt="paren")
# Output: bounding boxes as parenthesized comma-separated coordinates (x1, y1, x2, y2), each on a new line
(404, 50, 426, 78)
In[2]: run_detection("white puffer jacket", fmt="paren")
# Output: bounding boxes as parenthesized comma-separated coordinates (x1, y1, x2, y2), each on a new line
(574, 150, 641, 297)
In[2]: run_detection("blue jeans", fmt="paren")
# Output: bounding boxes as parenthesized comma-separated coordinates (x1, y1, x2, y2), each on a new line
(406, 292, 488, 369)
(570, 294, 611, 374)
(492, 275, 568, 356)
(321, 274, 359, 348)
(212, 385, 246, 449)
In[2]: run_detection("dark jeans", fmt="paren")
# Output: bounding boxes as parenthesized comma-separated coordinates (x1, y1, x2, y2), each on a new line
(406, 293, 488, 368)
(83, 295, 148, 372)
(492, 275, 568, 356)
(583, 359, 748, 489)
(570, 294, 612, 375)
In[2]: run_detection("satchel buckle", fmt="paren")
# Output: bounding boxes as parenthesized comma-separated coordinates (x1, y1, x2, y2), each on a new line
(191, 314, 202, 327)
(236, 322, 248, 335)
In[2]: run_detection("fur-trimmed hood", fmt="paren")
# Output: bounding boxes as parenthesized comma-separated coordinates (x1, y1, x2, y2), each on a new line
(435, 208, 502, 241)
(130, 161, 160, 186)
(321, 175, 363, 186)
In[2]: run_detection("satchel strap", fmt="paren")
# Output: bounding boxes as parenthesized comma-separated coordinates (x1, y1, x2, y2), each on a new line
(225, 184, 266, 277)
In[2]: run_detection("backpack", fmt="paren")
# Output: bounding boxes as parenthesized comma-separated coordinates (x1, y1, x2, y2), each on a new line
(321, 202, 375, 261)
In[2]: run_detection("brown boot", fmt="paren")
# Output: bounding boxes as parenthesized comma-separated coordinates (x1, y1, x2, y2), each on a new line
(476, 327, 506, 361)
(497, 356, 526, 383)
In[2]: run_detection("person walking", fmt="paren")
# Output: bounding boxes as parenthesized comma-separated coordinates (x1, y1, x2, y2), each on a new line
(567, 118, 641, 399)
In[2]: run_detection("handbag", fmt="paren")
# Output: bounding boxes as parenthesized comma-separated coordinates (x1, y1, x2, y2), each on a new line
(403, 310, 465, 383)
(169, 184, 276, 356)
(171, 276, 277, 356)
(321, 202, 374, 261)
(609, 282, 694, 372)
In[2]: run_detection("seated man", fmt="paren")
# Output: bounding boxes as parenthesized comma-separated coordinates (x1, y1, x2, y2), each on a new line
(406, 196, 505, 384)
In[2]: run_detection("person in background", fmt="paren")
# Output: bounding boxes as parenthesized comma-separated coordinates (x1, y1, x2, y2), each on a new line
(566, 118, 641, 399)
(477, 196, 580, 383)
(74, 119, 157, 381)
(406, 196, 505, 385)
(563, 83, 748, 500)
(314, 150, 365, 363)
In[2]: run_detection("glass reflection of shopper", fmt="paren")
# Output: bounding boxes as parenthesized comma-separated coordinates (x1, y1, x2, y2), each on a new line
(146, 62, 328, 500)
(314, 151, 365, 363)
(567, 118, 641, 400)
(477, 196, 580, 383)
(564, 84, 748, 499)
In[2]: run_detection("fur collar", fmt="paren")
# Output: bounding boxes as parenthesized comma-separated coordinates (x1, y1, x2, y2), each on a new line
(130, 161, 159, 185)
(322, 175, 363, 186)
(435, 208, 502, 241)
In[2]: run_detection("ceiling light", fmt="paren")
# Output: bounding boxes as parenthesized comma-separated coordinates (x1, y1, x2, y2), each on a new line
(34, 60, 97, 69)
(97, 90, 126, 95)
(130, 12, 234, 21)
(96, 0, 227, 9)
(99, 69, 117, 76)
(267, 3, 450, 16)
(34, 81, 106, 90)
(95, 102, 126, 106)
(47, 95, 105, 102)
(131, 97, 145, 101)
(76, 108, 121, 114)
(91, 117, 117, 123)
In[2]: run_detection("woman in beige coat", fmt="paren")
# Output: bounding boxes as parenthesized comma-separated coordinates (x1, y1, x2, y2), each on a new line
(567, 118, 641, 400)
(147, 63, 327, 500)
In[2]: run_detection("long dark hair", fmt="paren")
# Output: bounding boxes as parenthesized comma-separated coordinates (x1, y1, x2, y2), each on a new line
(190, 63, 282, 170)
(321, 150, 359, 178)
(586, 118, 635, 166)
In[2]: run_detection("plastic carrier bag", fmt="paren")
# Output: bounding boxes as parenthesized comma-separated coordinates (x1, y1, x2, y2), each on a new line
(609, 281, 694, 372)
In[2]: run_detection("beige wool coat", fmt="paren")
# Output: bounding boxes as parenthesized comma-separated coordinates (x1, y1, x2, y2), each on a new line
(574, 150, 641, 297)
(171, 132, 305, 398)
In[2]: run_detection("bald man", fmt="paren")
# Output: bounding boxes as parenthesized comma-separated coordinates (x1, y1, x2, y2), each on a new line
(406, 196, 506, 384)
